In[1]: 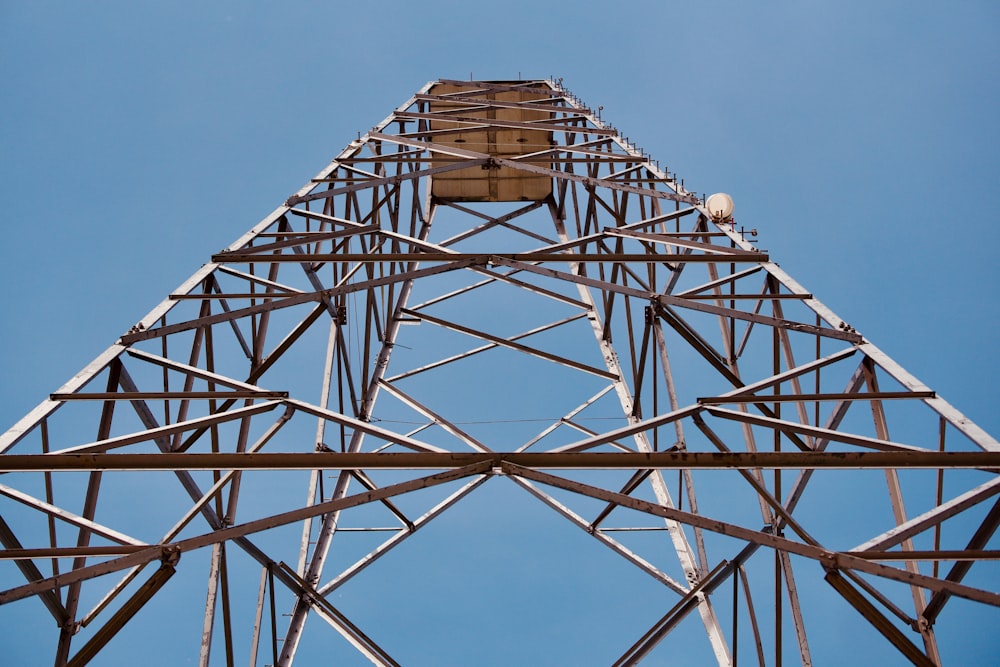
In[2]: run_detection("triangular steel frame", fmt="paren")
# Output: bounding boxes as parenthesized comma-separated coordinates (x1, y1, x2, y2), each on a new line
(1, 78, 997, 666)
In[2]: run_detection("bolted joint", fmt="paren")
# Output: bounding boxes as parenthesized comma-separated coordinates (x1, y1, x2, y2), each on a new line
(160, 545, 181, 567)
(818, 551, 839, 572)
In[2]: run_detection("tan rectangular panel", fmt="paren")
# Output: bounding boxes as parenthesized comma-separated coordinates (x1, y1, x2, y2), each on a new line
(428, 82, 553, 202)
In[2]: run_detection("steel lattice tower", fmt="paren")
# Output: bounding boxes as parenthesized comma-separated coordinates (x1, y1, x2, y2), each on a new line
(1, 79, 997, 666)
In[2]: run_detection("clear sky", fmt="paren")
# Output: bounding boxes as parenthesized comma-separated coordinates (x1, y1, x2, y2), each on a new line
(1, 1, 998, 665)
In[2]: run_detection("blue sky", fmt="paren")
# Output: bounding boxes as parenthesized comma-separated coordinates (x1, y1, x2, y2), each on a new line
(1, 2, 998, 665)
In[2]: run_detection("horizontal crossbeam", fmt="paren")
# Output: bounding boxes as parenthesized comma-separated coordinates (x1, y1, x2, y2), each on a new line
(211, 252, 770, 264)
(1, 451, 996, 472)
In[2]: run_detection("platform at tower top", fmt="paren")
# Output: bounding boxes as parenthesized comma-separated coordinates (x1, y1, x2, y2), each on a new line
(427, 80, 555, 202)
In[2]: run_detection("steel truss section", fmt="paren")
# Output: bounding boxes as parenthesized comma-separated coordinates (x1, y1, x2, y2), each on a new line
(1, 78, 997, 666)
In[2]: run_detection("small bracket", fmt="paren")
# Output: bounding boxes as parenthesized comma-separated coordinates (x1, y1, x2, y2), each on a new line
(738, 226, 758, 243)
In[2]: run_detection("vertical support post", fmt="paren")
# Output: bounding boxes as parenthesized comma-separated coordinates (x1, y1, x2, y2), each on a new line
(200, 542, 223, 667)
(771, 279, 783, 667)
(248, 565, 268, 667)
(739, 565, 766, 667)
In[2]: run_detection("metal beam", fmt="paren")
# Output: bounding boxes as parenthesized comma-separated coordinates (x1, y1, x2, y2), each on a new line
(500, 463, 1000, 608)
(1, 450, 996, 472)
(211, 251, 770, 264)
(823, 568, 935, 667)
(66, 554, 179, 667)
(0, 462, 493, 606)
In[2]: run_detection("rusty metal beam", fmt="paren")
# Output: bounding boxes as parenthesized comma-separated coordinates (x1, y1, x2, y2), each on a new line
(499, 463, 1000, 608)
(44, 400, 282, 456)
(120, 257, 479, 344)
(614, 560, 732, 666)
(210, 251, 770, 264)
(65, 554, 178, 667)
(823, 568, 935, 667)
(0, 516, 68, 624)
(275, 562, 400, 667)
(704, 406, 931, 453)
(1, 450, 996, 472)
(699, 391, 936, 403)
(0, 462, 493, 606)
(398, 307, 619, 380)
(922, 497, 1000, 622)
(51, 391, 289, 401)
(0, 546, 149, 560)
